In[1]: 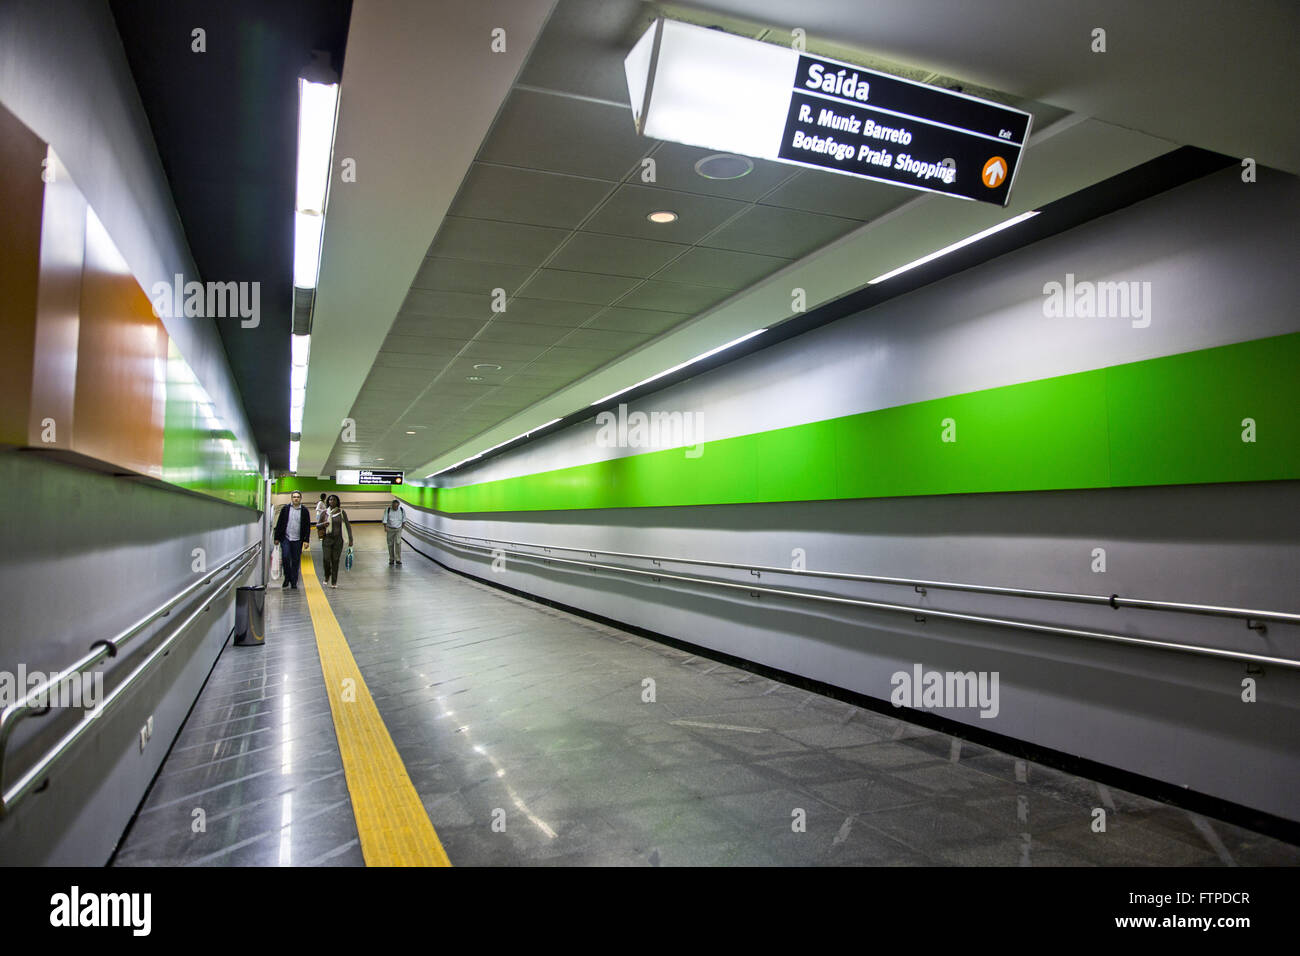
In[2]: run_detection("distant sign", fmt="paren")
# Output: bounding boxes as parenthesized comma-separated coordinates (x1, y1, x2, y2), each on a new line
(335, 469, 403, 485)
(626, 20, 1032, 206)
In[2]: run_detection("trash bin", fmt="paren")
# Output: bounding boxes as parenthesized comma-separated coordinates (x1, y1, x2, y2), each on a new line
(233, 585, 266, 646)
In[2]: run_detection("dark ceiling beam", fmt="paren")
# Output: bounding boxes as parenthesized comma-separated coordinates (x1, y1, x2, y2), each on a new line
(109, 0, 352, 471)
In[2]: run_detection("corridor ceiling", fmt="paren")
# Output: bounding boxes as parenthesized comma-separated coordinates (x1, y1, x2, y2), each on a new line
(115, 0, 1300, 477)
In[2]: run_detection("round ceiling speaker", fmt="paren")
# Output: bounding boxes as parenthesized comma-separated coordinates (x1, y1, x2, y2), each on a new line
(694, 153, 755, 180)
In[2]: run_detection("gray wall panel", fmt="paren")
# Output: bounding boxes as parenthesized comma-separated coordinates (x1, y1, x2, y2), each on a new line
(0, 454, 259, 864)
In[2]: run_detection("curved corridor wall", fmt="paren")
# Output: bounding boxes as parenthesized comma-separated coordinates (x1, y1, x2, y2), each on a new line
(403, 164, 1300, 826)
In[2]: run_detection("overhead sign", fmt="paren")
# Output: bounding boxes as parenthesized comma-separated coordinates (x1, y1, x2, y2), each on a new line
(625, 19, 1032, 206)
(335, 469, 404, 485)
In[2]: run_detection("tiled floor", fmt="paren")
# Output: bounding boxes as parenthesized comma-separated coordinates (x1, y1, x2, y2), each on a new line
(111, 549, 363, 867)
(113, 525, 1300, 866)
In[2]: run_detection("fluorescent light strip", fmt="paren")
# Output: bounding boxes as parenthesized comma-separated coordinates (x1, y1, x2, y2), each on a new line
(868, 211, 1040, 285)
(293, 80, 337, 290)
(293, 211, 325, 290)
(590, 328, 766, 406)
(296, 81, 338, 214)
(291, 333, 311, 367)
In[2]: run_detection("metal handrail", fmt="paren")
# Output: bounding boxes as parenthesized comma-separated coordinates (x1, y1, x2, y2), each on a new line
(411, 526, 1300, 626)
(0, 542, 260, 816)
(405, 525, 1300, 671)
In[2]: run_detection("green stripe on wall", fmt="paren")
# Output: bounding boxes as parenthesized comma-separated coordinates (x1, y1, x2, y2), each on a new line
(163, 339, 261, 510)
(419, 332, 1300, 514)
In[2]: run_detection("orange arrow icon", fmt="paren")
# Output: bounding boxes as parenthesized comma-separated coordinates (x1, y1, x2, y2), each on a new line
(982, 156, 1007, 188)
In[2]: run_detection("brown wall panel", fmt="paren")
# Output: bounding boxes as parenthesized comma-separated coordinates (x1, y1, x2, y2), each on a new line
(72, 209, 166, 477)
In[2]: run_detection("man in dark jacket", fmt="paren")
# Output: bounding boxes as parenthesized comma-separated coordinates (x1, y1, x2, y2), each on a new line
(273, 490, 312, 589)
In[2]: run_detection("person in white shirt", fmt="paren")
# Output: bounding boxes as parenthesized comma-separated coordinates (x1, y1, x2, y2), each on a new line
(383, 497, 406, 566)
(314, 493, 327, 559)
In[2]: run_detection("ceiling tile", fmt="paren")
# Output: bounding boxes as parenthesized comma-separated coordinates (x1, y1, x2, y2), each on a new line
(614, 280, 731, 314)
(458, 340, 550, 365)
(428, 216, 569, 266)
(475, 321, 573, 346)
(503, 371, 572, 390)
(472, 385, 553, 408)
(381, 334, 470, 356)
(518, 268, 641, 304)
(401, 289, 493, 319)
(451, 163, 611, 229)
(388, 314, 486, 340)
(475, 88, 645, 181)
(548, 231, 688, 278)
(556, 327, 653, 352)
(629, 141, 796, 202)
(410, 258, 533, 295)
(583, 306, 690, 335)
(515, 0, 649, 102)
(360, 366, 435, 390)
(422, 381, 501, 399)
(652, 246, 791, 290)
(372, 351, 452, 370)
(583, 183, 748, 243)
(498, 296, 601, 327)
(534, 345, 619, 370)
(759, 170, 911, 221)
(701, 205, 862, 258)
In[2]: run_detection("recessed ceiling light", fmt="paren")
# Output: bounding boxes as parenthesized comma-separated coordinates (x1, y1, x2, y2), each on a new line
(694, 153, 753, 180)
(472, 363, 502, 371)
(647, 210, 678, 224)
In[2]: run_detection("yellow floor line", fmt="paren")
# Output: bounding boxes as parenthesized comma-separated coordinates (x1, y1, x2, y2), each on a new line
(299, 551, 451, 866)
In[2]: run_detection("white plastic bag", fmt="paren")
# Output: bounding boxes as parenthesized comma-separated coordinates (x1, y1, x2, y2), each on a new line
(270, 545, 283, 581)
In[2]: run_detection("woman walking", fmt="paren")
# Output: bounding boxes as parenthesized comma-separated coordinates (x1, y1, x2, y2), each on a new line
(317, 494, 354, 589)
